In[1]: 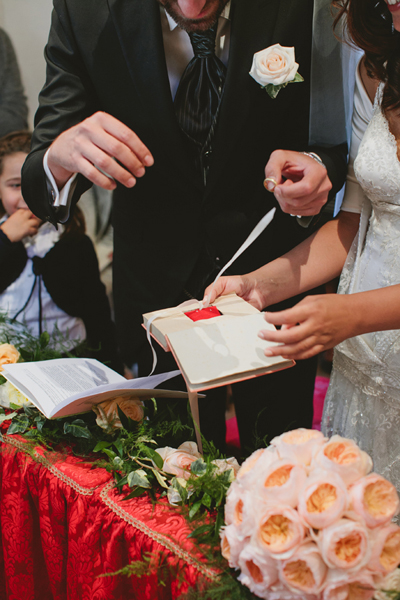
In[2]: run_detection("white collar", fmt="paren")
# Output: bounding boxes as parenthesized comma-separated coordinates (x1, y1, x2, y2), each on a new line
(164, 1, 231, 32)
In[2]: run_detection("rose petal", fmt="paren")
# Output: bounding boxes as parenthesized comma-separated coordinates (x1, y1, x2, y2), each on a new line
(312, 436, 373, 486)
(297, 469, 349, 529)
(350, 473, 400, 528)
(316, 517, 370, 571)
(270, 428, 326, 466)
(279, 542, 328, 595)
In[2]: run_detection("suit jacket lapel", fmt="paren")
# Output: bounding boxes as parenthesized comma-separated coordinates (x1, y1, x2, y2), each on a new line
(107, 0, 199, 185)
(206, 0, 282, 195)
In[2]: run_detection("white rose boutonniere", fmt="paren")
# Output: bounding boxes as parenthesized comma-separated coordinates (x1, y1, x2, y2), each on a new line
(249, 44, 303, 99)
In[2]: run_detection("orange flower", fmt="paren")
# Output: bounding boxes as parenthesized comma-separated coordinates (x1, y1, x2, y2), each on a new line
(297, 469, 348, 529)
(270, 428, 326, 466)
(0, 344, 19, 371)
(317, 518, 370, 571)
(313, 435, 372, 485)
(369, 523, 400, 574)
(350, 473, 400, 528)
(280, 542, 327, 595)
(254, 505, 305, 558)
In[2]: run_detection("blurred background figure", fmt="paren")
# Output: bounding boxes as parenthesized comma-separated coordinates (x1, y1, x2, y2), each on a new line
(0, 27, 28, 137)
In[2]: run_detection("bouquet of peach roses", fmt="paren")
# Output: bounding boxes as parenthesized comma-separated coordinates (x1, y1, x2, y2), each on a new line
(221, 429, 400, 600)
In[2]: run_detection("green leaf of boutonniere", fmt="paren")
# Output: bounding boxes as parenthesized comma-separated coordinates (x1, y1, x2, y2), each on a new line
(262, 71, 304, 99)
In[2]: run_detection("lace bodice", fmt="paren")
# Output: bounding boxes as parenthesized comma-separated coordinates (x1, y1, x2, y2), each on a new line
(354, 84, 400, 205)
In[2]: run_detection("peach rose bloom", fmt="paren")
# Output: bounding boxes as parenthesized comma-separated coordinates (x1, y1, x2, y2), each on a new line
(369, 523, 400, 574)
(237, 446, 279, 487)
(237, 543, 279, 597)
(253, 505, 306, 559)
(0, 344, 20, 371)
(270, 428, 326, 466)
(297, 469, 349, 529)
(220, 523, 247, 568)
(322, 568, 376, 600)
(350, 473, 400, 528)
(94, 395, 144, 429)
(317, 518, 370, 571)
(279, 542, 328, 596)
(156, 441, 201, 480)
(312, 436, 372, 486)
(257, 458, 307, 508)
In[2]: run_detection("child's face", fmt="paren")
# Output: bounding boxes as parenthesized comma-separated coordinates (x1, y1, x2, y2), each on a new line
(0, 152, 28, 215)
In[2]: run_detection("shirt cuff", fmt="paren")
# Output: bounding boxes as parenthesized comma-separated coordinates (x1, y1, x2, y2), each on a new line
(43, 149, 77, 208)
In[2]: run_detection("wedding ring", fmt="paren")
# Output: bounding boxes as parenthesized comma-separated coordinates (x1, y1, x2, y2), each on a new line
(263, 177, 278, 192)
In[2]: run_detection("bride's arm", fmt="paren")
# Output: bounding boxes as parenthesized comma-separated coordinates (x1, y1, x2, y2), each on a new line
(204, 211, 360, 310)
(260, 284, 400, 360)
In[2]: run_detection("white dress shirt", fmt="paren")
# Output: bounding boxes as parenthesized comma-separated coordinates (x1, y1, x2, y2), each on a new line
(44, 3, 232, 213)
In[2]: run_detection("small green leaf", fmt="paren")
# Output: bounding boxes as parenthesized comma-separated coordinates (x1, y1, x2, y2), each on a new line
(0, 411, 17, 424)
(40, 331, 50, 349)
(292, 72, 304, 83)
(0, 375, 6, 385)
(63, 419, 92, 439)
(93, 441, 113, 453)
(201, 492, 212, 508)
(150, 467, 169, 489)
(117, 405, 132, 431)
(103, 448, 117, 461)
(143, 446, 163, 470)
(127, 469, 151, 489)
(10, 402, 22, 411)
(189, 501, 202, 520)
(121, 487, 146, 501)
(190, 458, 207, 476)
(7, 414, 30, 434)
(113, 438, 124, 458)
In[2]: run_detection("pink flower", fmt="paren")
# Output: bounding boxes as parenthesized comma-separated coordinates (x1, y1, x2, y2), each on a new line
(253, 505, 306, 559)
(322, 568, 376, 600)
(317, 517, 370, 571)
(156, 441, 201, 480)
(257, 458, 308, 508)
(368, 523, 400, 574)
(350, 473, 400, 528)
(237, 447, 280, 487)
(279, 542, 328, 596)
(263, 581, 315, 600)
(312, 436, 372, 486)
(297, 469, 349, 529)
(270, 428, 326, 466)
(220, 524, 246, 568)
(237, 544, 279, 597)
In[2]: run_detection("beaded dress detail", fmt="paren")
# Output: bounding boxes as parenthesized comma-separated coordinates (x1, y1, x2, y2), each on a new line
(323, 84, 400, 489)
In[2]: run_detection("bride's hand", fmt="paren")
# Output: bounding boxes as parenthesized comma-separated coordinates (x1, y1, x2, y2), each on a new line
(258, 294, 357, 360)
(203, 274, 267, 311)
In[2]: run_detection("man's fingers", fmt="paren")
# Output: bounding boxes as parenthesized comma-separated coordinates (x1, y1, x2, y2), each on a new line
(96, 112, 153, 166)
(264, 150, 287, 192)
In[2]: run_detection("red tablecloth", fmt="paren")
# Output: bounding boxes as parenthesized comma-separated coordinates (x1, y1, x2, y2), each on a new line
(0, 434, 217, 600)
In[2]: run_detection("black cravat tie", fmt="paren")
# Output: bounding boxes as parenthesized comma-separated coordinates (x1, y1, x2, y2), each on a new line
(175, 23, 226, 175)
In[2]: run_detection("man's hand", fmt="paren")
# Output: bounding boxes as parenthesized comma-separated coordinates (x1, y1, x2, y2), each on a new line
(258, 294, 357, 360)
(1, 209, 42, 242)
(203, 274, 266, 310)
(264, 150, 332, 216)
(47, 112, 154, 190)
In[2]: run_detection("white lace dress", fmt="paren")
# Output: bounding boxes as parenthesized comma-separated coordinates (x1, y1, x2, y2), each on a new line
(322, 82, 400, 489)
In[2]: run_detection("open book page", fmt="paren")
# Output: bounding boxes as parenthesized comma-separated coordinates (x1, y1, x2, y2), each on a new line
(166, 313, 293, 390)
(2, 358, 182, 418)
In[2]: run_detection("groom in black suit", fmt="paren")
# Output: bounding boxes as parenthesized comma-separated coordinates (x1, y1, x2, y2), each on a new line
(22, 0, 347, 455)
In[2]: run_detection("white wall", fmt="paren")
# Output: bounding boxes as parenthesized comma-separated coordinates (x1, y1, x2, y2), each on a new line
(0, 0, 53, 127)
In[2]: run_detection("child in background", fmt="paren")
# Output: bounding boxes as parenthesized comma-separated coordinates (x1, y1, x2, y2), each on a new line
(0, 131, 122, 373)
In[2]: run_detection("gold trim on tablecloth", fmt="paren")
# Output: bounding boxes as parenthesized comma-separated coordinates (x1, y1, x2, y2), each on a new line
(0, 433, 220, 582)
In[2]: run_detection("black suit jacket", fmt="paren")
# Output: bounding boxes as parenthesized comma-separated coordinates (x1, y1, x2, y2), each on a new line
(22, 0, 347, 364)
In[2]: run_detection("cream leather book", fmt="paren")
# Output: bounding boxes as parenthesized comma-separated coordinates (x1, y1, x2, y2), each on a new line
(143, 295, 294, 392)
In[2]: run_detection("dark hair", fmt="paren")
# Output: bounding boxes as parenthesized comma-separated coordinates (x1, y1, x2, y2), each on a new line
(333, 0, 400, 114)
(0, 130, 86, 237)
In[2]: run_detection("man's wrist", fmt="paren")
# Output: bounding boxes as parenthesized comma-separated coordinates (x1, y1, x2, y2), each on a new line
(300, 151, 327, 170)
